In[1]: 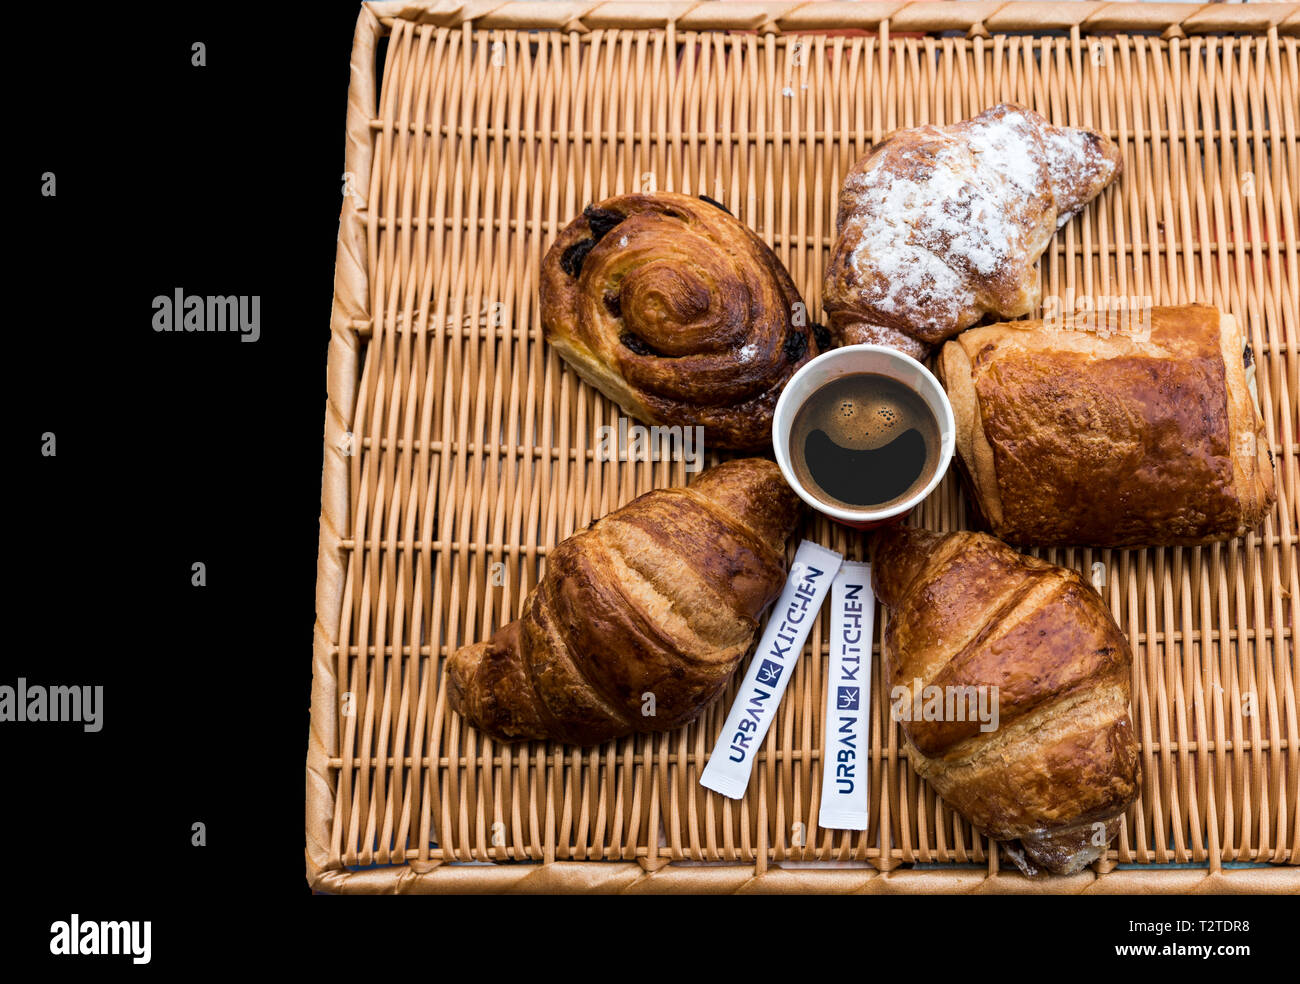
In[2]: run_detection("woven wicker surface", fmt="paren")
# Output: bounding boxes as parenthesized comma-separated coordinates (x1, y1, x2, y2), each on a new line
(306, 1, 1299, 894)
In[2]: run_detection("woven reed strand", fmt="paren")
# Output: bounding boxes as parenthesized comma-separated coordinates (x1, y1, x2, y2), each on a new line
(306, 4, 1299, 893)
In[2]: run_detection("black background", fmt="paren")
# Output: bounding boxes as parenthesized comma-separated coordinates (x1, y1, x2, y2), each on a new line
(16, 1, 349, 966)
(11, 0, 1293, 971)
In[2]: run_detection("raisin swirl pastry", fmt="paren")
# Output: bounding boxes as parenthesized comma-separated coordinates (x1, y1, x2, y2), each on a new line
(540, 192, 823, 450)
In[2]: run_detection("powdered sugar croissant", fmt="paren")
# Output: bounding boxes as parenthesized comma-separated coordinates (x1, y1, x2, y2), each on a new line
(824, 104, 1122, 359)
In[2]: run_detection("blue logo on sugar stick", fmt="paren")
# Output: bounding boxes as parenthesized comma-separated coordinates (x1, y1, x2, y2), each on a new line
(837, 686, 860, 711)
(756, 659, 783, 687)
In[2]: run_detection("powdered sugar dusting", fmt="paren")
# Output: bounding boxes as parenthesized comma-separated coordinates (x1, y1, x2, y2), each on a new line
(843, 112, 1045, 328)
(828, 105, 1116, 341)
(1041, 126, 1116, 228)
(964, 108, 1044, 194)
(1043, 127, 1083, 189)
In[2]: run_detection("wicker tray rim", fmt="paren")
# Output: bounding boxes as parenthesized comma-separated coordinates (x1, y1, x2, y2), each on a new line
(361, 1, 1300, 36)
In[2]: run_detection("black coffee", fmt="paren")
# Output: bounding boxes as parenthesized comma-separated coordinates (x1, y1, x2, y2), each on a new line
(790, 373, 941, 510)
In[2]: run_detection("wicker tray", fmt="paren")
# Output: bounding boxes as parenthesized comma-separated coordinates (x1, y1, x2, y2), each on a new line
(305, 1, 1299, 894)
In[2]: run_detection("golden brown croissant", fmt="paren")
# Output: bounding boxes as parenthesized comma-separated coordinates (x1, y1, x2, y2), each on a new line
(445, 458, 803, 745)
(823, 104, 1122, 359)
(937, 304, 1276, 547)
(872, 525, 1141, 876)
(539, 192, 823, 450)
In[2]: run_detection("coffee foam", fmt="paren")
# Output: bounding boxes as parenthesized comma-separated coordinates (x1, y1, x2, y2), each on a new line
(790, 373, 941, 510)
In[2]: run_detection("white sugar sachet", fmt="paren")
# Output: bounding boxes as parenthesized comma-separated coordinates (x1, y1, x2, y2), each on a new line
(818, 561, 874, 830)
(699, 540, 843, 799)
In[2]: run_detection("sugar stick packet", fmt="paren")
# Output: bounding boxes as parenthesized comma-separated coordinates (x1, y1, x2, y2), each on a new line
(699, 539, 843, 799)
(817, 561, 875, 830)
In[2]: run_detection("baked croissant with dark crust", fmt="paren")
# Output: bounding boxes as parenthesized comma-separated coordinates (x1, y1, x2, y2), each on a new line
(872, 525, 1141, 876)
(824, 104, 1122, 359)
(540, 192, 822, 450)
(446, 458, 803, 745)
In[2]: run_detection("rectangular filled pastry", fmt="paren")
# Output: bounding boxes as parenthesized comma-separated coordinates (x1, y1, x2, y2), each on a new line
(937, 304, 1276, 547)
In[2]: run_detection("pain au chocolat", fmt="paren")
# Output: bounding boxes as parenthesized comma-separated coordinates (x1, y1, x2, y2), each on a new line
(937, 304, 1276, 547)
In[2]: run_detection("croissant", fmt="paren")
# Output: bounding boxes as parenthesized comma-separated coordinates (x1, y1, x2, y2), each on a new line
(937, 304, 1276, 547)
(872, 525, 1141, 876)
(446, 458, 803, 745)
(823, 104, 1122, 359)
(539, 192, 823, 450)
